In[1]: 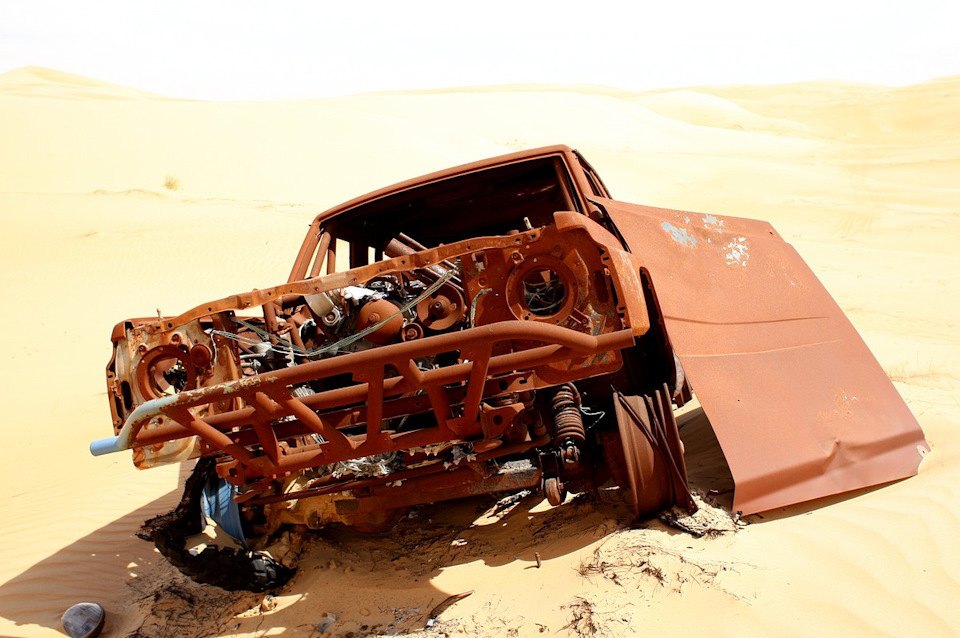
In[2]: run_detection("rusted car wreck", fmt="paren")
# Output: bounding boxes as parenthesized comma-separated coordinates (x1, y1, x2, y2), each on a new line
(92, 145, 928, 590)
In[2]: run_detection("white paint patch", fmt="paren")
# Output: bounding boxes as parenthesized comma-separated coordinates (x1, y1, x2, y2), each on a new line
(661, 221, 698, 247)
(703, 214, 725, 230)
(724, 236, 749, 266)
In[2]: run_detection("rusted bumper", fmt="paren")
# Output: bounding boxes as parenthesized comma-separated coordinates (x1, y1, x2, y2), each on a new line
(599, 198, 929, 514)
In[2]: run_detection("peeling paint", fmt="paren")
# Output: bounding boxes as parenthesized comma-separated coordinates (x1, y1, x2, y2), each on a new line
(703, 214, 725, 230)
(724, 236, 750, 266)
(661, 221, 698, 248)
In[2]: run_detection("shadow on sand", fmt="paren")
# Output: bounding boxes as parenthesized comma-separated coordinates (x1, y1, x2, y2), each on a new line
(0, 471, 191, 635)
(0, 466, 641, 637)
(4, 405, 861, 637)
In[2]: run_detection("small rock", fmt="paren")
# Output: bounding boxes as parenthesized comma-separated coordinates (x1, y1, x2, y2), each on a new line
(261, 595, 277, 612)
(61, 602, 105, 638)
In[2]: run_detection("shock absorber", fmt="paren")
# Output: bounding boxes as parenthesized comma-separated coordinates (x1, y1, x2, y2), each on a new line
(552, 384, 585, 464)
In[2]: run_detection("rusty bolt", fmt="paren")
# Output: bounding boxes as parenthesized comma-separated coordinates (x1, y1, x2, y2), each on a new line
(511, 251, 523, 262)
(368, 312, 381, 323)
(404, 327, 420, 341)
(137, 344, 148, 354)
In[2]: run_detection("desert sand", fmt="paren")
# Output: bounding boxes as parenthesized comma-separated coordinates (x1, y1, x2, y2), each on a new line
(0, 66, 958, 637)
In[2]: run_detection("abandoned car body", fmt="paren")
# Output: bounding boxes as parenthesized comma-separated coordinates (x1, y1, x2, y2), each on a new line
(92, 145, 929, 590)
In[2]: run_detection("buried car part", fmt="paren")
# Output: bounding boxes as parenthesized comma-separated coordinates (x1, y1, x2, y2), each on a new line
(92, 145, 927, 589)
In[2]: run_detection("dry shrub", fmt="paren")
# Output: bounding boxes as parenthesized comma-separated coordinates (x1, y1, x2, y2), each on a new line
(563, 597, 600, 637)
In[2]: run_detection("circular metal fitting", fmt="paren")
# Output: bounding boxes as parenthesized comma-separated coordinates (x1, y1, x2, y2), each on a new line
(135, 344, 198, 400)
(505, 255, 577, 323)
(416, 282, 465, 331)
(402, 322, 424, 342)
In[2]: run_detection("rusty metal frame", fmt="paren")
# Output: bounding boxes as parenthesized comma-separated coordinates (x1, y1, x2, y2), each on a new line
(93, 322, 634, 485)
(95, 213, 651, 498)
(94, 143, 929, 519)
(248, 437, 550, 507)
(287, 145, 599, 283)
(139, 219, 645, 336)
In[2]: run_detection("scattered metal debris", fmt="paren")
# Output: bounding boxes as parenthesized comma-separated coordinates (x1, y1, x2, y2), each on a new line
(315, 612, 337, 633)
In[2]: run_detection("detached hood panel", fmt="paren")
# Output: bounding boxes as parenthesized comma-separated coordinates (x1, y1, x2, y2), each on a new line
(599, 198, 928, 514)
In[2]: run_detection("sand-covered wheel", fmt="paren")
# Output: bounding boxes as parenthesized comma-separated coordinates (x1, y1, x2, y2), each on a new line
(139, 458, 294, 592)
(613, 384, 695, 518)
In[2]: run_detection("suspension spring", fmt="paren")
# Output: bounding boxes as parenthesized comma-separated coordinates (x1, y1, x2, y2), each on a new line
(552, 384, 585, 463)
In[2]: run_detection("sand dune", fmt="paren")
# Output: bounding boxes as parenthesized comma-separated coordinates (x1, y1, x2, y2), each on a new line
(0, 67, 165, 101)
(0, 67, 958, 637)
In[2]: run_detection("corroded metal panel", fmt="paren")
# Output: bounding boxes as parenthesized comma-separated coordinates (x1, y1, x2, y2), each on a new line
(600, 197, 929, 514)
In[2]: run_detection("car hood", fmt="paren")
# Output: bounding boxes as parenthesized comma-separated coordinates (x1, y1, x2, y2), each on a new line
(598, 197, 929, 514)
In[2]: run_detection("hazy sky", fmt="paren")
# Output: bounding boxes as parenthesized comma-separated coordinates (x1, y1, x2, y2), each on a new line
(2, 0, 958, 100)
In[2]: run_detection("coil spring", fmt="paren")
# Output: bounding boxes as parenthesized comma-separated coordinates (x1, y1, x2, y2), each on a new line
(552, 384, 585, 448)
